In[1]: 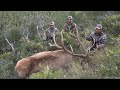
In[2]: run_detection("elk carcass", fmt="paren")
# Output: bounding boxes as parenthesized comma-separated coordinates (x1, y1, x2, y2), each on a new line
(15, 31, 96, 79)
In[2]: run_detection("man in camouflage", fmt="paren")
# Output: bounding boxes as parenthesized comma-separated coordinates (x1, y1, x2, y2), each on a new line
(44, 21, 58, 45)
(86, 24, 107, 51)
(63, 16, 78, 36)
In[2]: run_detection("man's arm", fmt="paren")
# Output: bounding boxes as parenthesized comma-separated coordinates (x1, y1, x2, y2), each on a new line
(96, 34, 107, 49)
(86, 32, 93, 41)
(63, 24, 68, 32)
(96, 44, 105, 50)
(73, 24, 78, 36)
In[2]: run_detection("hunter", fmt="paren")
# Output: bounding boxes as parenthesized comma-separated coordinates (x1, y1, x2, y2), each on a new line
(63, 16, 78, 36)
(44, 21, 58, 45)
(86, 24, 107, 51)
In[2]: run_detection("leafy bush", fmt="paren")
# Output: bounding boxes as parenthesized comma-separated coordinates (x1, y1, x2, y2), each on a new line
(101, 14, 120, 37)
(16, 38, 44, 59)
(99, 46, 120, 78)
(0, 52, 16, 79)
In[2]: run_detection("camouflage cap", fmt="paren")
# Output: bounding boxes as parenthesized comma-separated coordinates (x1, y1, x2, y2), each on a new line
(67, 16, 73, 20)
(95, 24, 102, 29)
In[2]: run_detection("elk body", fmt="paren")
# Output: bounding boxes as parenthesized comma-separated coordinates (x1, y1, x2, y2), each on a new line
(15, 50, 74, 79)
(15, 31, 96, 79)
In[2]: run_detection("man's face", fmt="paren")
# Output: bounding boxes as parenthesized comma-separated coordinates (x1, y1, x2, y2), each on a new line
(49, 25, 54, 29)
(67, 18, 73, 23)
(95, 28, 102, 33)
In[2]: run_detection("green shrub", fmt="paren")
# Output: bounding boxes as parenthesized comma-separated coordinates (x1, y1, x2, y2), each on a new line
(99, 46, 120, 78)
(0, 52, 16, 79)
(101, 14, 120, 37)
(16, 38, 44, 58)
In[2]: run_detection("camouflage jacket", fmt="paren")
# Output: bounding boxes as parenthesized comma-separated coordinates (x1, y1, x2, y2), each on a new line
(86, 31, 107, 47)
(45, 27, 58, 39)
(63, 22, 78, 35)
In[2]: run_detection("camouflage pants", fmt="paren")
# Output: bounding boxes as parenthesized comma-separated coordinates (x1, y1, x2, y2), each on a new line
(46, 37, 54, 44)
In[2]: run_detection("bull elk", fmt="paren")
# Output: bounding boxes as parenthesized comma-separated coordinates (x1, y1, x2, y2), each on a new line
(15, 30, 96, 79)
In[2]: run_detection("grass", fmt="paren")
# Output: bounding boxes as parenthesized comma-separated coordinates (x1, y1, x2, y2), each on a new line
(28, 45, 120, 79)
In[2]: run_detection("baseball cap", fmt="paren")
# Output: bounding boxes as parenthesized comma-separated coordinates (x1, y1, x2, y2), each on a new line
(49, 21, 55, 26)
(95, 24, 102, 29)
(67, 16, 73, 20)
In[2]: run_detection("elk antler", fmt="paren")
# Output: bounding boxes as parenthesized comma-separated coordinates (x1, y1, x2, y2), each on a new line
(49, 30, 98, 59)
(69, 32, 98, 55)
(48, 32, 62, 49)
(61, 31, 87, 58)
(49, 30, 87, 58)
(69, 32, 87, 54)
(87, 37, 98, 55)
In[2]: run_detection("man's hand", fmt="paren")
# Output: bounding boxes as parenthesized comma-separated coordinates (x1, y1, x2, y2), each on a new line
(96, 45, 101, 50)
(96, 44, 105, 50)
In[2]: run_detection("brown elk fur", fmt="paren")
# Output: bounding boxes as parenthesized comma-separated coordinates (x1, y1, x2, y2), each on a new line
(15, 50, 73, 79)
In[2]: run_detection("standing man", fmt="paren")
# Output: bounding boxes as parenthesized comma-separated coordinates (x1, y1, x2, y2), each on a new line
(86, 24, 107, 51)
(63, 16, 78, 36)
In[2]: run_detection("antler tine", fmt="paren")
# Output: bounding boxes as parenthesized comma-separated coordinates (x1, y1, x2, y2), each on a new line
(86, 37, 95, 53)
(61, 30, 64, 48)
(70, 45, 73, 54)
(89, 37, 98, 55)
(90, 37, 96, 50)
